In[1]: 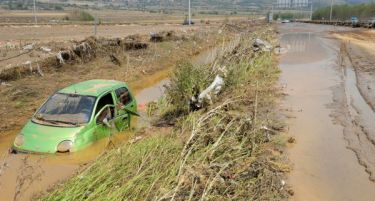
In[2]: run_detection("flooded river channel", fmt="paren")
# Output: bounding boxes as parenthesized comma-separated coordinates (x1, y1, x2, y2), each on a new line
(280, 23, 375, 201)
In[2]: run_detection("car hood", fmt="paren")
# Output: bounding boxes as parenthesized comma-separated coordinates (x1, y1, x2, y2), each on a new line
(14, 120, 85, 153)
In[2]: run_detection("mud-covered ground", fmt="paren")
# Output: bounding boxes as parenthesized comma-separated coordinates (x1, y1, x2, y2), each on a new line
(333, 30, 375, 111)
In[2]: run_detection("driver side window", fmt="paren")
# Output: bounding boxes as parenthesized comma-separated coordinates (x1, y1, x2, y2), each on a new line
(95, 93, 115, 124)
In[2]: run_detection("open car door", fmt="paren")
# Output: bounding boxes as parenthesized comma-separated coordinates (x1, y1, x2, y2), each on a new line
(114, 87, 136, 131)
(93, 105, 117, 140)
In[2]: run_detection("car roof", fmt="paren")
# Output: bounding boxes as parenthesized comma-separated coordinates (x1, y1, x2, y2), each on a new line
(58, 79, 127, 97)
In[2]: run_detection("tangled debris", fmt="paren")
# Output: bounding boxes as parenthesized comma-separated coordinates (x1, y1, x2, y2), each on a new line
(253, 38, 273, 52)
(150, 32, 164, 42)
(0, 37, 149, 81)
(109, 54, 121, 66)
(150, 31, 184, 43)
(190, 70, 226, 110)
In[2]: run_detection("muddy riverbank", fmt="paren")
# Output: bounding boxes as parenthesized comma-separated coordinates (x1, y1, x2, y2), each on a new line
(333, 30, 375, 111)
(280, 23, 375, 201)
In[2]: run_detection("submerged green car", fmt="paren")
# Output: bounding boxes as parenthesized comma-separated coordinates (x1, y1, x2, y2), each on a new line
(12, 80, 137, 153)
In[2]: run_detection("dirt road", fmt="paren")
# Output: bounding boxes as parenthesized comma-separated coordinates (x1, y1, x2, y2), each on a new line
(280, 23, 375, 200)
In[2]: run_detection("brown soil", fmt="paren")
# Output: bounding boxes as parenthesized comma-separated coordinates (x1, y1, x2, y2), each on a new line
(332, 29, 375, 111)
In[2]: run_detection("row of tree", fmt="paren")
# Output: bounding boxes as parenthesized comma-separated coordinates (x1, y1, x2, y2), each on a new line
(313, 3, 375, 21)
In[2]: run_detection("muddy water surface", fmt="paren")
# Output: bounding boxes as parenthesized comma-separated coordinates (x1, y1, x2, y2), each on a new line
(280, 23, 375, 201)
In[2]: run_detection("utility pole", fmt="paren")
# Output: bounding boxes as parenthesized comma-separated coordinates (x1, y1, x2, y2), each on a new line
(33, 0, 38, 25)
(310, 0, 313, 21)
(188, 0, 191, 25)
(94, 15, 98, 36)
(271, 4, 274, 23)
(329, 0, 333, 22)
(94, 1, 98, 36)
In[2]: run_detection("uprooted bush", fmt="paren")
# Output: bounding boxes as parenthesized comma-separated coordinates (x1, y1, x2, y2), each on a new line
(0, 37, 149, 82)
(163, 62, 212, 117)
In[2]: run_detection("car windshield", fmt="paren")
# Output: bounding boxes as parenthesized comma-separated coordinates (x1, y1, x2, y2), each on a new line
(34, 93, 96, 125)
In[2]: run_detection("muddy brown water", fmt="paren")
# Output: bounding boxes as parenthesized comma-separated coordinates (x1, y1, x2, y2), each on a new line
(280, 23, 375, 201)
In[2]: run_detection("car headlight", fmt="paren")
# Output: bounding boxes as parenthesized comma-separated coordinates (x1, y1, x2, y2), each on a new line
(57, 140, 73, 153)
(14, 134, 24, 146)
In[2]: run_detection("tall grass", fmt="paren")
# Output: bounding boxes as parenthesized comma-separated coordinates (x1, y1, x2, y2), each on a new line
(43, 135, 182, 201)
(164, 62, 212, 115)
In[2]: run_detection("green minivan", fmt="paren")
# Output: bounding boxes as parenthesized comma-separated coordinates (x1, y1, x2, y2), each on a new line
(12, 79, 137, 154)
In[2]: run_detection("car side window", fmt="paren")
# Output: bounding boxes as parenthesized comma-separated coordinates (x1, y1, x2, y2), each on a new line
(95, 93, 114, 115)
(96, 107, 112, 125)
(95, 93, 115, 124)
(115, 87, 132, 106)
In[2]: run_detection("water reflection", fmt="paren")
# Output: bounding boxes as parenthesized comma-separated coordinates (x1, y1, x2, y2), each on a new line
(281, 32, 329, 64)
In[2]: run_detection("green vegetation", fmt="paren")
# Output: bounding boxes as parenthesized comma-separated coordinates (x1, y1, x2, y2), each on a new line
(3, 1, 64, 10)
(7, 1, 28, 10)
(198, 10, 220, 15)
(53, 5, 64, 11)
(42, 135, 182, 200)
(42, 23, 288, 201)
(66, 10, 95, 21)
(313, 3, 375, 20)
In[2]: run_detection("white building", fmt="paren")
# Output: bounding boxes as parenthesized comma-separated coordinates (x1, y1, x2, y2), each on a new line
(277, 0, 309, 8)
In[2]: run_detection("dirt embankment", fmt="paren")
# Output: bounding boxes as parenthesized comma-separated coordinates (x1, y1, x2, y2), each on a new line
(333, 30, 375, 111)
(331, 29, 375, 182)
